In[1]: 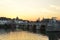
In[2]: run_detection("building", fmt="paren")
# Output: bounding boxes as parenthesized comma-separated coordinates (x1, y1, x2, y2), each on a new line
(0, 17, 12, 25)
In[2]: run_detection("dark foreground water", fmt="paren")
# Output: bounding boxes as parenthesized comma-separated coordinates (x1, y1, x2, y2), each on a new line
(0, 30, 48, 40)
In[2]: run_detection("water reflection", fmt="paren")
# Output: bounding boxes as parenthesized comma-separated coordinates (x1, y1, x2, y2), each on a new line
(0, 30, 48, 40)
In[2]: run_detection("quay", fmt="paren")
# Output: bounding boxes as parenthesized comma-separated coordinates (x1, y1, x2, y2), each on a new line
(0, 17, 60, 35)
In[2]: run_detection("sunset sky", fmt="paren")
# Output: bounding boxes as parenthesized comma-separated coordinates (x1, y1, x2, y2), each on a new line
(0, 0, 60, 21)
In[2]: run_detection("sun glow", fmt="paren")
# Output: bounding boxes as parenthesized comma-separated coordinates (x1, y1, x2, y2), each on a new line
(0, 0, 60, 21)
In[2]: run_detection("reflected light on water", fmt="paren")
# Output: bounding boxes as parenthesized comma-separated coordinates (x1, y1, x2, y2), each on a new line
(0, 31, 48, 40)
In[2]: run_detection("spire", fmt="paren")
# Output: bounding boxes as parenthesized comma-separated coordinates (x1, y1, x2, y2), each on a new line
(36, 18, 40, 22)
(16, 16, 19, 20)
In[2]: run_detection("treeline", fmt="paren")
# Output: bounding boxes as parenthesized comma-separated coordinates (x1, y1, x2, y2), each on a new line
(0, 17, 11, 20)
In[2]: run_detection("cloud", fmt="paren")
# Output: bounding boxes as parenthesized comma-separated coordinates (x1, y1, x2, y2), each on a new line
(40, 8, 52, 13)
(38, 5, 60, 13)
(50, 5, 60, 10)
(46, 5, 60, 13)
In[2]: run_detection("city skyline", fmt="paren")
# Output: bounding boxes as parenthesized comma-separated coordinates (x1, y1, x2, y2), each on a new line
(0, 0, 60, 21)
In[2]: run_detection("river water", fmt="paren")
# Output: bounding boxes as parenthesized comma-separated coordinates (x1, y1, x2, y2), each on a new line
(0, 30, 48, 40)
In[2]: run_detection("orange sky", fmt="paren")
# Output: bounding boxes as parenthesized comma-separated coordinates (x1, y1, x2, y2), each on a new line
(0, 0, 60, 21)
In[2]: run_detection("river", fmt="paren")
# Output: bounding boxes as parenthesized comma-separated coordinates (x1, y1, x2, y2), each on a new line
(0, 30, 48, 40)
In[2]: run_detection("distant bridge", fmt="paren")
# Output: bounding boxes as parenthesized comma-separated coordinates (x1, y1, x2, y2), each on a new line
(15, 22, 47, 34)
